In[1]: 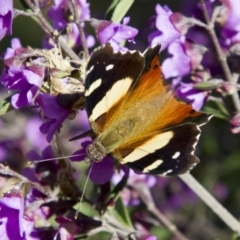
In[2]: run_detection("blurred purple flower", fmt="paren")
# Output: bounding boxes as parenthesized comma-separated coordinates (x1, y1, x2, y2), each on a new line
(0, 192, 34, 240)
(48, 0, 90, 29)
(71, 141, 114, 185)
(24, 117, 49, 151)
(0, 145, 7, 161)
(36, 93, 70, 142)
(212, 182, 228, 201)
(89, 17, 138, 51)
(221, 0, 240, 45)
(168, 186, 197, 211)
(230, 112, 240, 134)
(112, 169, 156, 206)
(0, 39, 45, 108)
(0, 0, 13, 41)
(149, 4, 181, 50)
(138, 235, 158, 240)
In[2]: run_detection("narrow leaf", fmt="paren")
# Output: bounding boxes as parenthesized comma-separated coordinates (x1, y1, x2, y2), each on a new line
(112, 197, 133, 228)
(0, 95, 14, 116)
(111, 0, 134, 23)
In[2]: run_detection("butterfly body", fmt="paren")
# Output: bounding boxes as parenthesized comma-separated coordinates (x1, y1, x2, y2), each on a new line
(84, 44, 211, 176)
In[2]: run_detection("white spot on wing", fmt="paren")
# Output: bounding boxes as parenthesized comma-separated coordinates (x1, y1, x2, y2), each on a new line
(190, 125, 201, 156)
(85, 78, 102, 97)
(172, 151, 180, 159)
(105, 64, 114, 71)
(86, 65, 94, 75)
(89, 77, 132, 121)
(142, 160, 163, 173)
(121, 131, 174, 163)
(161, 169, 173, 176)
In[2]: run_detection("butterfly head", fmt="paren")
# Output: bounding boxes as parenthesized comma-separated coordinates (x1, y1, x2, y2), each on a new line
(85, 140, 107, 163)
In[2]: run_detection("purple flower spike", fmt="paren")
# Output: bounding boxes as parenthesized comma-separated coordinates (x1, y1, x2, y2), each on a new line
(37, 93, 71, 142)
(0, 0, 13, 41)
(0, 192, 34, 240)
(71, 141, 114, 184)
(149, 4, 181, 50)
(89, 17, 138, 51)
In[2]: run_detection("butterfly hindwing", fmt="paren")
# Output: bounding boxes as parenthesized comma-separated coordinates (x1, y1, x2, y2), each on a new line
(115, 122, 209, 175)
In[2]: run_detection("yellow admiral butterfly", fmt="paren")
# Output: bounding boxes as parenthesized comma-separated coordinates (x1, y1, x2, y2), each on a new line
(83, 43, 211, 176)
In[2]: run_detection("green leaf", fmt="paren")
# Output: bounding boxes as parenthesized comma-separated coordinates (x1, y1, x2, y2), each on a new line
(112, 197, 133, 228)
(150, 225, 171, 240)
(86, 232, 112, 240)
(0, 95, 14, 116)
(195, 80, 222, 90)
(106, 0, 121, 19)
(74, 201, 99, 218)
(202, 99, 229, 120)
(110, 0, 134, 23)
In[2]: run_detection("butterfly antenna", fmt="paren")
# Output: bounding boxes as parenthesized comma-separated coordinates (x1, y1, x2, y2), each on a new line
(74, 160, 94, 219)
(28, 153, 87, 165)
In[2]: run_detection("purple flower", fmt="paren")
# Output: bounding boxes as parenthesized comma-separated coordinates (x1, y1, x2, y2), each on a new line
(112, 169, 156, 206)
(149, 4, 181, 50)
(1, 67, 44, 108)
(48, 0, 90, 29)
(230, 112, 240, 134)
(0, 0, 13, 41)
(55, 216, 81, 239)
(175, 82, 208, 111)
(0, 192, 34, 240)
(2, 38, 22, 59)
(89, 17, 138, 51)
(71, 141, 115, 185)
(47, 0, 94, 48)
(0, 39, 45, 108)
(221, 0, 240, 45)
(24, 145, 57, 184)
(162, 40, 191, 79)
(36, 93, 71, 142)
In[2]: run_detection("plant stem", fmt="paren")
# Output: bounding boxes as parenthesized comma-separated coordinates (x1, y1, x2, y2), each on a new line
(23, 0, 80, 61)
(199, 0, 240, 112)
(180, 173, 240, 235)
(133, 182, 190, 240)
(70, 0, 90, 58)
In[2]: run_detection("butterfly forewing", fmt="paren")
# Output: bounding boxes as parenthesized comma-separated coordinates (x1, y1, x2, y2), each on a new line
(85, 44, 145, 134)
(84, 44, 211, 176)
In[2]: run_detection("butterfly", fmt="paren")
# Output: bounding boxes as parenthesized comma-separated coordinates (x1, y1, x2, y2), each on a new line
(82, 43, 212, 176)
